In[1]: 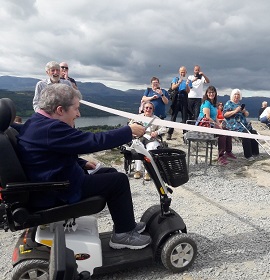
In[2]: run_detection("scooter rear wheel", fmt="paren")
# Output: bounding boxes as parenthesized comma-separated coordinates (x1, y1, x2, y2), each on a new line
(161, 233, 197, 273)
(11, 259, 49, 280)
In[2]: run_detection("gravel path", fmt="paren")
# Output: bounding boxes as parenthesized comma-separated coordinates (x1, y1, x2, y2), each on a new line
(1, 125, 270, 280)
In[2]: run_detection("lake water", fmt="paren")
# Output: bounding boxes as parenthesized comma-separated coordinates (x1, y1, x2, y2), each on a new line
(75, 116, 129, 127)
(21, 116, 258, 128)
(22, 116, 129, 127)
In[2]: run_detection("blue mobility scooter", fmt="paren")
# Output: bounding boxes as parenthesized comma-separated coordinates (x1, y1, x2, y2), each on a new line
(0, 98, 197, 279)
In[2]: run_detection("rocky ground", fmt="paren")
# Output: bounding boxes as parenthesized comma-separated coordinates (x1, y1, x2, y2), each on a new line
(1, 121, 270, 279)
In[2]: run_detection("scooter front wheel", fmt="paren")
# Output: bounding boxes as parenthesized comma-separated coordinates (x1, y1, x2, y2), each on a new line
(161, 233, 197, 273)
(11, 259, 49, 280)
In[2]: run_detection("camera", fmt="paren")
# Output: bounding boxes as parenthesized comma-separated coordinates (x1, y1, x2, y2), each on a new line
(156, 87, 160, 89)
(195, 73, 202, 79)
(241, 104, 245, 110)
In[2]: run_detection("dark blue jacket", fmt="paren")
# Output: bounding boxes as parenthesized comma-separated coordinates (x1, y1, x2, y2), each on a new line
(17, 113, 132, 207)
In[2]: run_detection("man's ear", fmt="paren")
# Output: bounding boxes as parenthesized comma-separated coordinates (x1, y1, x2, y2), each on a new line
(55, 106, 64, 116)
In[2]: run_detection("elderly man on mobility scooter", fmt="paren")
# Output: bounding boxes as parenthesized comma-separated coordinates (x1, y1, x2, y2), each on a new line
(16, 83, 151, 250)
(1, 85, 197, 278)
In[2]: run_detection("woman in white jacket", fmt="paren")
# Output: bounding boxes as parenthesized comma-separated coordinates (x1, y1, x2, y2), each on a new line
(130, 101, 166, 181)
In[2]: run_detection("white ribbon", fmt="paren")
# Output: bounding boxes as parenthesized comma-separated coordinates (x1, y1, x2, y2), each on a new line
(80, 100, 270, 141)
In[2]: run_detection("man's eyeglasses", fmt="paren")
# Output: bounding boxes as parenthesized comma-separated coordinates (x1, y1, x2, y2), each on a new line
(145, 107, 153, 110)
(61, 66, 68, 70)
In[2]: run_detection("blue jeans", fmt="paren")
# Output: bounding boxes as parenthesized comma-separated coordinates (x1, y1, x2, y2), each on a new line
(260, 116, 270, 125)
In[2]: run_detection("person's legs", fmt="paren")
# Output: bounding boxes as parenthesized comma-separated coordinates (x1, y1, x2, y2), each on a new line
(241, 137, 252, 158)
(146, 141, 160, 151)
(260, 116, 270, 125)
(251, 139, 259, 156)
(224, 136, 237, 159)
(144, 141, 160, 181)
(134, 160, 142, 172)
(218, 136, 226, 158)
(81, 169, 135, 233)
(188, 98, 195, 120)
(82, 169, 152, 249)
(167, 105, 179, 137)
(225, 136, 233, 153)
(181, 95, 189, 124)
(194, 98, 202, 120)
(217, 136, 228, 165)
(250, 129, 259, 156)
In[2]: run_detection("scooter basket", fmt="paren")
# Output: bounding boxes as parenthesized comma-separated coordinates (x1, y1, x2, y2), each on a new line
(150, 148, 189, 187)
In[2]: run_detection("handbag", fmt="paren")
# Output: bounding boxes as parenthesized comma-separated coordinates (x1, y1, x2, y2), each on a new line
(198, 115, 211, 128)
(168, 87, 178, 101)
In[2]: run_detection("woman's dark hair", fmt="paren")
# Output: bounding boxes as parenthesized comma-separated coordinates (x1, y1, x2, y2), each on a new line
(202, 85, 217, 106)
(150, 76, 159, 83)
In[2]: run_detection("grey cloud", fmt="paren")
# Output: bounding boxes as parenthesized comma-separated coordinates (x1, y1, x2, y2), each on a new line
(0, 0, 270, 95)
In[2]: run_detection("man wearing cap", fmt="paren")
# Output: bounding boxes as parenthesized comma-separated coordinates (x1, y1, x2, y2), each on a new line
(60, 61, 78, 89)
(33, 61, 73, 112)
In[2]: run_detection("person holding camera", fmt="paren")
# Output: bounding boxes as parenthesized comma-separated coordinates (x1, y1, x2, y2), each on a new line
(187, 65, 210, 120)
(167, 66, 192, 140)
(60, 62, 78, 90)
(223, 89, 259, 161)
(141, 77, 169, 119)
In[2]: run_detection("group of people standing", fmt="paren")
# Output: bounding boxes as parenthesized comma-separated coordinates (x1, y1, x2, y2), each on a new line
(140, 65, 260, 163)
(140, 65, 210, 140)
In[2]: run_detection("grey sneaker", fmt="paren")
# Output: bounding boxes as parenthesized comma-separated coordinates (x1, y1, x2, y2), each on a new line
(134, 222, 146, 233)
(113, 222, 146, 234)
(247, 156, 255, 161)
(109, 231, 151, 250)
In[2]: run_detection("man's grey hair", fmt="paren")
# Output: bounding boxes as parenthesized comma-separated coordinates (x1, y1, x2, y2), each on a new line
(38, 84, 82, 114)
(45, 61, 60, 72)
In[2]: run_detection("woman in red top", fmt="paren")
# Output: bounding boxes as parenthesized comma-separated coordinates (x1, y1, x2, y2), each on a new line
(217, 102, 225, 123)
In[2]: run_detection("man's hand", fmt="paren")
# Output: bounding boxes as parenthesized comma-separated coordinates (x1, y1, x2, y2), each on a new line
(84, 161, 98, 170)
(129, 123, 146, 137)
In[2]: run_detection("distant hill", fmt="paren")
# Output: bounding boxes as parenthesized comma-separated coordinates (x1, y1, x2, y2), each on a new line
(0, 75, 269, 118)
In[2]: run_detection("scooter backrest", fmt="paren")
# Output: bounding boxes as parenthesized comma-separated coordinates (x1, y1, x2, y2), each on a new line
(0, 98, 15, 132)
(0, 98, 28, 188)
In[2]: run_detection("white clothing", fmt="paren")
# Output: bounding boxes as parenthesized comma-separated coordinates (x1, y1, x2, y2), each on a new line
(135, 140, 161, 172)
(130, 114, 166, 172)
(187, 75, 206, 99)
(260, 107, 270, 119)
(33, 78, 72, 111)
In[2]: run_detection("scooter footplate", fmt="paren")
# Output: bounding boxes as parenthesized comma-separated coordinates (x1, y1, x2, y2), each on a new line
(93, 232, 153, 275)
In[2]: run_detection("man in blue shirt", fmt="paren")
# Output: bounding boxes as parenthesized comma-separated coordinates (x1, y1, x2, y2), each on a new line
(167, 66, 192, 140)
(141, 76, 169, 119)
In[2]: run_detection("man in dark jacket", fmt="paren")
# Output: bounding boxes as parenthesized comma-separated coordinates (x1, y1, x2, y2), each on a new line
(17, 83, 151, 250)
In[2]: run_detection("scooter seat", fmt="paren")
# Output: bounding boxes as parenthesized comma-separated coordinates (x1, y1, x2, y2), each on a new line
(0, 98, 106, 232)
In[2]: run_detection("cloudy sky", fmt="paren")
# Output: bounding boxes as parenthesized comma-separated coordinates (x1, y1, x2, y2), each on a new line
(1, 0, 270, 97)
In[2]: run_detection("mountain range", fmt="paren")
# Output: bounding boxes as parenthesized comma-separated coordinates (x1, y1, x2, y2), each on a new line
(0, 75, 268, 118)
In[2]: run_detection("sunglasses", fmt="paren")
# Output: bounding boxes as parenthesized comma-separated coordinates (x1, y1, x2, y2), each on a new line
(145, 107, 153, 110)
(61, 66, 68, 70)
